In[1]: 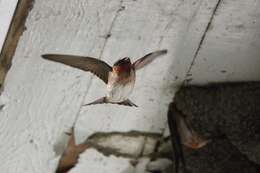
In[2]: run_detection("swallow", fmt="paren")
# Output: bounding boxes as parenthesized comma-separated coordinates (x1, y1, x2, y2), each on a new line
(177, 111, 209, 150)
(41, 50, 167, 107)
(168, 103, 210, 173)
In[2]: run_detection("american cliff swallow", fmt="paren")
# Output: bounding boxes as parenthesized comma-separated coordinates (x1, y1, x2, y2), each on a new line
(41, 50, 167, 107)
(168, 103, 210, 173)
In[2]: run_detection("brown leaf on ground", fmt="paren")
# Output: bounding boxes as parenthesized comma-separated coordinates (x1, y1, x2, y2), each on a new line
(56, 128, 89, 173)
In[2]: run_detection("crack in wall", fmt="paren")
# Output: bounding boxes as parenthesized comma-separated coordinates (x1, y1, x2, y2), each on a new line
(149, 1, 224, 170)
(158, 0, 223, 139)
(183, 0, 222, 84)
(72, 0, 125, 127)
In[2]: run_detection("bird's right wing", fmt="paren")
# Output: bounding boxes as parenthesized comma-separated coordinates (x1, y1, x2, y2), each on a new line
(133, 49, 167, 70)
(42, 54, 112, 84)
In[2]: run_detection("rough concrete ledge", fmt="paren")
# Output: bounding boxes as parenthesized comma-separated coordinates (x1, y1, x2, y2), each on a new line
(173, 82, 260, 173)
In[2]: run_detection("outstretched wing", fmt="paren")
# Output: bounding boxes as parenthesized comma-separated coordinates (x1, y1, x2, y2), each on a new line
(133, 49, 167, 70)
(42, 54, 112, 83)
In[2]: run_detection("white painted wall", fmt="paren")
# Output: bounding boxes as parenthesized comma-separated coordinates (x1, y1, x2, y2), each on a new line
(189, 0, 260, 84)
(0, 0, 259, 173)
(0, 0, 18, 51)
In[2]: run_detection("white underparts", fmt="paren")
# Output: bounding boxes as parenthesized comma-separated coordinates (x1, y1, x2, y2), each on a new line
(106, 70, 135, 103)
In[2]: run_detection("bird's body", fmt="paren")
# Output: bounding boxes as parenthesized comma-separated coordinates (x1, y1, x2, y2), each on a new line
(168, 103, 210, 173)
(106, 68, 135, 103)
(42, 49, 167, 107)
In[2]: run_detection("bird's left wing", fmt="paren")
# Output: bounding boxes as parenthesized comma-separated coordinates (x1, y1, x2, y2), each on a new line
(42, 54, 112, 84)
(132, 49, 167, 70)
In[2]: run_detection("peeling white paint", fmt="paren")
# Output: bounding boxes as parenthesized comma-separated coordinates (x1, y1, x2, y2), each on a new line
(89, 134, 146, 157)
(69, 149, 134, 173)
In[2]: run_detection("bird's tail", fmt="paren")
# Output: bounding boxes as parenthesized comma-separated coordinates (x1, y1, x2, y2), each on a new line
(83, 97, 138, 107)
(83, 97, 107, 106)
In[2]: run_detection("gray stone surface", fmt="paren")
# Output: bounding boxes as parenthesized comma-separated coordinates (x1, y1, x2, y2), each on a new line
(184, 138, 259, 173)
(174, 82, 260, 172)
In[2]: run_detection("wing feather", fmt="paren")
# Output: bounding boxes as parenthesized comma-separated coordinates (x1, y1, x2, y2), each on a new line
(133, 49, 167, 70)
(42, 54, 112, 83)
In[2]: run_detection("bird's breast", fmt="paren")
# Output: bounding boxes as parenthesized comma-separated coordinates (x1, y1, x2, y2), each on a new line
(106, 69, 135, 102)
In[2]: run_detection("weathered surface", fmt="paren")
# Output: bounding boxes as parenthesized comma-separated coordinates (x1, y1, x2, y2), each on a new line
(0, 0, 221, 172)
(0, 0, 33, 90)
(173, 82, 260, 172)
(0, 1, 124, 172)
(75, 0, 221, 140)
(187, 0, 260, 84)
(69, 149, 133, 173)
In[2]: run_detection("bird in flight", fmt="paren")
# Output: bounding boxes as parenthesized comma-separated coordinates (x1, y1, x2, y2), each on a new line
(42, 49, 167, 107)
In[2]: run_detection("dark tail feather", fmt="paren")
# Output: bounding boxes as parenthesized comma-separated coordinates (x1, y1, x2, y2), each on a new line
(83, 97, 107, 106)
(117, 99, 138, 107)
(83, 98, 138, 107)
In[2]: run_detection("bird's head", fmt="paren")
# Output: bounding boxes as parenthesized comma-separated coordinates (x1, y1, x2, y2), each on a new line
(113, 57, 131, 74)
